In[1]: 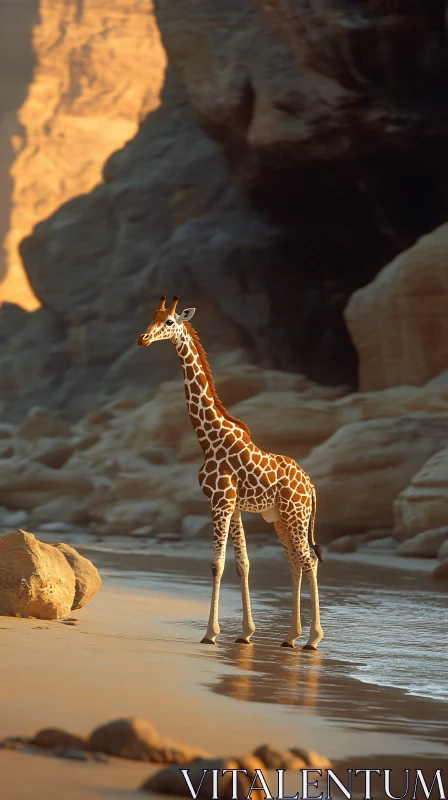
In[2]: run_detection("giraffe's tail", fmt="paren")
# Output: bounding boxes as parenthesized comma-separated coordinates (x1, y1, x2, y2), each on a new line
(308, 484, 323, 564)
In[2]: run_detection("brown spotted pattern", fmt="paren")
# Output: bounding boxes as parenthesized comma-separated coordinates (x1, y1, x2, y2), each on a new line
(138, 301, 322, 647)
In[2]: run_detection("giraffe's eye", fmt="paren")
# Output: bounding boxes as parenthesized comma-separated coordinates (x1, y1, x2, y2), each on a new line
(165, 319, 174, 326)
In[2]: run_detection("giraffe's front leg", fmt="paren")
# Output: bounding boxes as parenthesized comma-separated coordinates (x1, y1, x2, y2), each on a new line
(229, 512, 255, 644)
(201, 497, 235, 645)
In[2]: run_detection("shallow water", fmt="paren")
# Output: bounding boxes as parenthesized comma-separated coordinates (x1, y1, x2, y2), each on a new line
(87, 540, 448, 758)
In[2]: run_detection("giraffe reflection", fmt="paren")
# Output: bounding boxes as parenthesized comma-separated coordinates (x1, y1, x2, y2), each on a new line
(214, 644, 322, 708)
(138, 297, 324, 650)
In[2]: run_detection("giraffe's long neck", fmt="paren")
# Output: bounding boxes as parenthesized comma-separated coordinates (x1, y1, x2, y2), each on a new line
(173, 327, 233, 455)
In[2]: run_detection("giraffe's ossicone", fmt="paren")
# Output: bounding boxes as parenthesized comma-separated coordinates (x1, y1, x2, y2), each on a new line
(138, 296, 324, 650)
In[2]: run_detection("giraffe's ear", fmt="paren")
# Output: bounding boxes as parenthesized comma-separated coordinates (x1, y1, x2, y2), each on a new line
(176, 307, 196, 322)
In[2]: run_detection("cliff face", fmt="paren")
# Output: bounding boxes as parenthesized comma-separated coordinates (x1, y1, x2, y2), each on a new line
(0, 0, 38, 295)
(0, 0, 166, 310)
(4, 0, 448, 420)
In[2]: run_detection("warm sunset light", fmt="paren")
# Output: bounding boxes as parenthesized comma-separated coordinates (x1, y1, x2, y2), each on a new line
(0, 0, 166, 309)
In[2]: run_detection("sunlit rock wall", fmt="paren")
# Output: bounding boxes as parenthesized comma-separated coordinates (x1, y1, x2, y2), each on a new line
(0, 0, 166, 310)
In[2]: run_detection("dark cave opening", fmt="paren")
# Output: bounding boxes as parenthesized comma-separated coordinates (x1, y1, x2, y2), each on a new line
(246, 152, 447, 386)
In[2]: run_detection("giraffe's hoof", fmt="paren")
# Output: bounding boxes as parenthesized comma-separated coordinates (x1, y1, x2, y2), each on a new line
(200, 637, 216, 645)
(302, 644, 318, 651)
(281, 641, 295, 648)
(235, 637, 251, 644)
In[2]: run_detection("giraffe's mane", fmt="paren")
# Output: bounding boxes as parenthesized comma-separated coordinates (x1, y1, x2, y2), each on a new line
(184, 322, 251, 439)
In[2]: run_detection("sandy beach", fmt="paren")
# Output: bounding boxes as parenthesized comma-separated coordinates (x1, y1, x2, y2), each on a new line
(0, 539, 447, 799)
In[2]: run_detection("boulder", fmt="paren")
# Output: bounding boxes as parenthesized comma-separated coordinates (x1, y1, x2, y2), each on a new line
(0, 529, 75, 619)
(88, 717, 160, 760)
(141, 759, 251, 798)
(30, 496, 91, 526)
(345, 225, 448, 391)
(302, 414, 448, 539)
(19, 407, 72, 441)
(0, 458, 92, 511)
(88, 717, 206, 764)
(327, 535, 357, 554)
(30, 728, 87, 751)
(52, 543, 101, 610)
(396, 528, 448, 559)
(434, 559, 448, 579)
(394, 447, 448, 538)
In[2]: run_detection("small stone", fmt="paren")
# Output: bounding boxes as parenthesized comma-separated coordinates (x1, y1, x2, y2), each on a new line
(31, 727, 87, 750)
(88, 717, 206, 764)
(88, 717, 161, 760)
(290, 747, 332, 769)
(253, 743, 306, 769)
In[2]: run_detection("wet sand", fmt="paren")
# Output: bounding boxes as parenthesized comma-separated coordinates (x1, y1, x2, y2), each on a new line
(0, 540, 447, 798)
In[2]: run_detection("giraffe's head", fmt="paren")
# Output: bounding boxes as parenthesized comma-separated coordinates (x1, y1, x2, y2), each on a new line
(137, 296, 196, 347)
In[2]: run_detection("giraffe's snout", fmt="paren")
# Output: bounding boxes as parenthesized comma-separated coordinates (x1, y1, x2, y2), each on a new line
(138, 333, 151, 346)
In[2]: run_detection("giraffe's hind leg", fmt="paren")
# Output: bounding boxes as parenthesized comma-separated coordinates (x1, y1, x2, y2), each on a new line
(279, 490, 323, 651)
(274, 520, 303, 648)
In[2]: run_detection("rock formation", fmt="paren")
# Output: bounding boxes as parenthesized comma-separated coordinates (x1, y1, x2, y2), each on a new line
(394, 447, 448, 538)
(0, 0, 38, 300)
(0, 528, 76, 618)
(396, 527, 448, 558)
(302, 414, 448, 539)
(0, 529, 100, 618)
(1, 368, 448, 541)
(345, 224, 448, 391)
(0, 0, 166, 310)
(0, 0, 443, 422)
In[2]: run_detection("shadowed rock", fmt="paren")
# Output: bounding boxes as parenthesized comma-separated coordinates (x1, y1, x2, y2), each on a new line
(51, 542, 101, 610)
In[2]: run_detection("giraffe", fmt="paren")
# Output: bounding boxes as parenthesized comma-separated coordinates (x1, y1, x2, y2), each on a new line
(138, 296, 324, 650)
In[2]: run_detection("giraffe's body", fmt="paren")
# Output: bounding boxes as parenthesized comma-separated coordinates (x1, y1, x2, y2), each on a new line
(138, 297, 323, 649)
